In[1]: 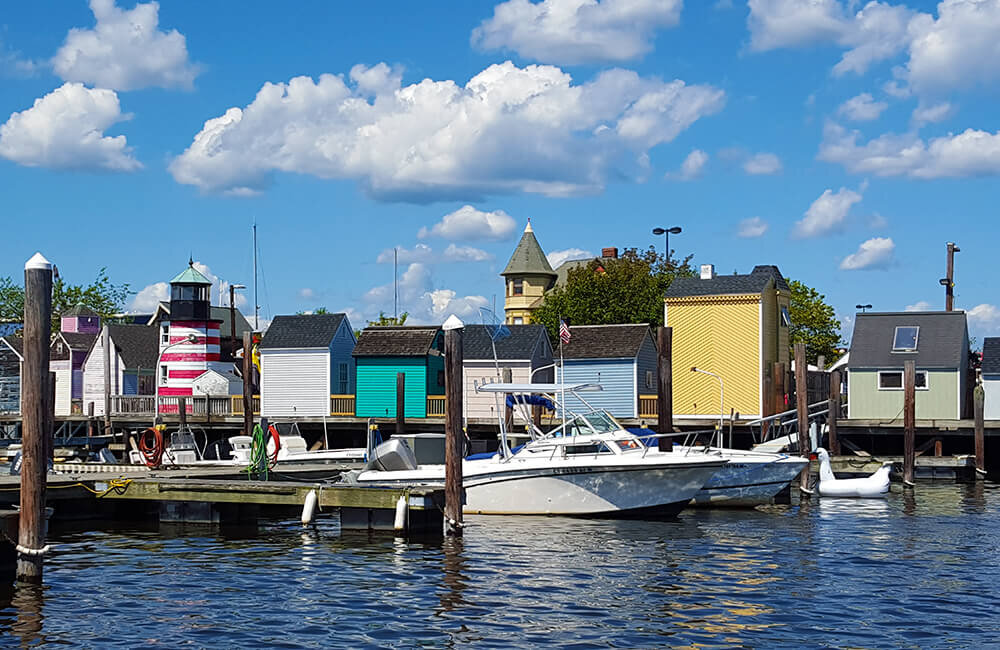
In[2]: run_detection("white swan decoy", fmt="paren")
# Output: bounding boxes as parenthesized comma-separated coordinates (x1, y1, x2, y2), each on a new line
(815, 447, 891, 498)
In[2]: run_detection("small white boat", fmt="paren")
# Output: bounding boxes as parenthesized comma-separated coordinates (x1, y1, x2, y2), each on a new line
(347, 383, 728, 517)
(815, 447, 891, 498)
(671, 445, 809, 507)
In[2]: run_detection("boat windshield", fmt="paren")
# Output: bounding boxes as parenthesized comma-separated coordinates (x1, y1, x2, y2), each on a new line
(549, 411, 623, 437)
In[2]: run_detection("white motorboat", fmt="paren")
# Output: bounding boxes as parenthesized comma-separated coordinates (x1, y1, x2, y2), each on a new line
(346, 383, 727, 517)
(670, 445, 809, 507)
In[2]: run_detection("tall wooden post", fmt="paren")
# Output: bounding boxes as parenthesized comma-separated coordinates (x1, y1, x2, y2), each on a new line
(178, 396, 187, 429)
(18, 253, 53, 583)
(442, 317, 464, 536)
(828, 369, 841, 456)
(903, 360, 916, 486)
(974, 384, 985, 477)
(656, 327, 673, 452)
(794, 344, 810, 492)
(945, 242, 959, 312)
(87, 401, 95, 439)
(396, 372, 406, 435)
(502, 367, 513, 432)
(102, 325, 111, 438)
(242, 331, 254, 435)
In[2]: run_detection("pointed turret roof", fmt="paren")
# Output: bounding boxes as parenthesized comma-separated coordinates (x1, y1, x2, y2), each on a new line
(501, 221, 556, 278)
(170, 259, 212, 285)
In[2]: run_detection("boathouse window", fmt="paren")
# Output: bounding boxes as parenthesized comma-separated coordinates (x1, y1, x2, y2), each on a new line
(645, 370, 654, 389)
(878, 370, 928, 390)
(171, 285, 209, 302)
(160, 365, 168, 386)
(892, 326, 919, 351)
(161, 324, 169, 344)
(512, 279, 523, 295)
(338, 363, 348, 394)
(780, 306, 791, 327)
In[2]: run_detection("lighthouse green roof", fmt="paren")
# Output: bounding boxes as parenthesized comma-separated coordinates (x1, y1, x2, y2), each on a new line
(170, 263, 212, 285)
(501, 222, 556, 278)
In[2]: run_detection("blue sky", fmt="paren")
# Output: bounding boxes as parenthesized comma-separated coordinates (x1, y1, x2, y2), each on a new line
(1, 0, 999, 343)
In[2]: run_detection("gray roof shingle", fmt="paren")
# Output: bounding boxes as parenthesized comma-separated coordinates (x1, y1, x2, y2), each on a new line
(461, 324, 551, 361)
(501, 224, 556, 278)
(982, 337, 1000, 374)
(665, 264, 789, 298)
(108, 325, 159, 369)
(562, 324, 652, 359)
(259, 314, 348, 349)
(353, 327, 441, 357)
(847, 311, 968, 369)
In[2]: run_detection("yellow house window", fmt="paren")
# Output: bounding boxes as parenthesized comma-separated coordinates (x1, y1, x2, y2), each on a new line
(513, 279, 523, 295)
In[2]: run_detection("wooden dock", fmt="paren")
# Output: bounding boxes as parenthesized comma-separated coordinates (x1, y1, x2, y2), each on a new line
(0, 466, 444, 533)
(811, 454, 978, 480)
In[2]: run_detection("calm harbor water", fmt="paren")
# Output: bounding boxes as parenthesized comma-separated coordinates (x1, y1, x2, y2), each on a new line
(2, 482, 998, 649)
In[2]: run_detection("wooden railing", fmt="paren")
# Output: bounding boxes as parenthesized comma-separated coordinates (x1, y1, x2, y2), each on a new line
(330, 394, 355, 416)
(639, 395, 658, 418)
(230, 395, 261, 415)
(427, 395, 447, 417)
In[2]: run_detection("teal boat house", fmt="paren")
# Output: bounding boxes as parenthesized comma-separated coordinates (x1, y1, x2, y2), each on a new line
(353, 326, 445, 418)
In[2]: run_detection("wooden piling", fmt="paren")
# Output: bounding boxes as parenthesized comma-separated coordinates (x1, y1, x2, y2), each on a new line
(18, 253, 52, 583)
(656, 327, 673, 452)
(828, 369, 841, 456)
(974, 383, 985, 477)
(903, 360, 916, 486)
(102, 325, 111, 438)
(242, 331, 254, 436)
(442, 320, 464, 536)
(794, 344, 810, 492)
(178, 396, 188, 429)
(396, 372, 406, 435)
(502, 367, 513, 432)
(87, 401, 94, 439)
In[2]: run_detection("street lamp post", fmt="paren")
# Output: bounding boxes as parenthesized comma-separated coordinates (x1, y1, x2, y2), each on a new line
(652, 226, 682, 261)
(856, 304, 872, 313)
(229, 283, 246, 358)
(155, 333, 198, 421)
(691, 366, 724, 445)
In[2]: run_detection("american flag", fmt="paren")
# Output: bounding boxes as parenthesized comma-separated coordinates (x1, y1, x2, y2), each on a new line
(559, 320, 571, 345)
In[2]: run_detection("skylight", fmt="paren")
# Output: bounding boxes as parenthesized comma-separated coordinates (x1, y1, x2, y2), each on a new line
(892, 326, 919, 352)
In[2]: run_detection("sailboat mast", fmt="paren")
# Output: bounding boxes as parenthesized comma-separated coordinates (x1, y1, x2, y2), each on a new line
(253, 221, 259, 330)
(393, 247, 398, 321)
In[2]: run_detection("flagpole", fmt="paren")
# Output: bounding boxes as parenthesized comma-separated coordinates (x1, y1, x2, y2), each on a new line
(559, 317, 566, 432)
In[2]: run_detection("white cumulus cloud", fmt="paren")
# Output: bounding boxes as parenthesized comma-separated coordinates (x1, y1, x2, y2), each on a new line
(840, 236, 895, 270)
(471, 0, 683, 64)
(968, 303, 1000, 334)
(443, 244, 493, 262)
(0, 82, 140, 171)
(742, 151, 782, 174)
(905, 0, 1000, 95)
(52, 0, 199, 91)
(667, 148, 708, 180)
(737, 216, 769, 238)
(129, 281, 168, 313)
(360, 262, 488, 324)
(819, 121, 1000, 179)
(547, 248, 594, 268)
(911, 101, 954, 126)
(376, 243, 492, 264)
(418, 205, 517, 240)
(905, 300, 934, 311)
(168, 61, 725, 200)
(792, 186, 863, 238)
(838, 92, 888, 121)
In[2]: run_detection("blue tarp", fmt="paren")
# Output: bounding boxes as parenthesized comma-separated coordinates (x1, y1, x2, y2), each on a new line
(505, 394, 555, 410)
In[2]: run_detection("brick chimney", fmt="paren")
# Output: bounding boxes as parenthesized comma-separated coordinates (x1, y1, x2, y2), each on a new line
(601, 247, 619, 259)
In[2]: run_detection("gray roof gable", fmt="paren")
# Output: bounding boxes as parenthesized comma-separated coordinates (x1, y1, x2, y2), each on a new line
(353, 326, 441, 357)
(847, 311, 969, 369)
(982, 337, 1000, 374)
(666, 264, 789, 298)
(563, 324, 653, 360)
(259, 314, 348, 349)
(107, 325, 159, 369)
(461, 324, 551, 361)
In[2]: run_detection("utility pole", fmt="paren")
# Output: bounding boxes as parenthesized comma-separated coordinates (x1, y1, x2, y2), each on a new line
(942, 242, 960, 311)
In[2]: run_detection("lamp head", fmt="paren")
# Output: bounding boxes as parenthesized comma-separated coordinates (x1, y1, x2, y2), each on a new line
(652, 227, 666, 235)
(232, 284, 246, 290)
(668, 226, 682, 234)
(186, 333, 198, 343)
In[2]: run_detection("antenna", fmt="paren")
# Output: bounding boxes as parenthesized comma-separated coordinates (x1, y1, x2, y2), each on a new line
(394, 247, 398, 321)
(253, 220, 259, 330)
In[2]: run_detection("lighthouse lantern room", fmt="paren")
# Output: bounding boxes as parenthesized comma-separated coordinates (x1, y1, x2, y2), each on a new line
(159, 260, 232, 399)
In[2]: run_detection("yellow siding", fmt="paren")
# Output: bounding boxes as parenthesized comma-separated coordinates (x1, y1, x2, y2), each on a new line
(667, 295, 761, 418)
(504, 274, 550, 324)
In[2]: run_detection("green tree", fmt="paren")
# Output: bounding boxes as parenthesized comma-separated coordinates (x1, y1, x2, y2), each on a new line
(367, 311, 408, 327)
(296, 307, 330, 315)
(788, 279, 841, 365)
(533, 246, 694, 342)
(0, 267, 129, 332)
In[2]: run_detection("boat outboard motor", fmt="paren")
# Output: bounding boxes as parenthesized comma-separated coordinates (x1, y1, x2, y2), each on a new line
(204, 438, 233, 461)
(365, 438, 418, 472)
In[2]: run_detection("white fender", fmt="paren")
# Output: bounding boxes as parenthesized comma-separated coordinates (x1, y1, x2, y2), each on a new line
(394, 494, 408, 532)
(301, 489, 318, 526)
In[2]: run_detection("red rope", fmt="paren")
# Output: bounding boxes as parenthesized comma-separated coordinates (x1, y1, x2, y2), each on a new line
(138, 427, 164, 468)
(267, 425, 281, 467)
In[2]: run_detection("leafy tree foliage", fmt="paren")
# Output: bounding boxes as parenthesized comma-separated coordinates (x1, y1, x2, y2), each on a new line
(787, 279, 841, 366)
(367, 311, 408, 327)
(533, 246, 694, 342)
(0, 267, 129, 333)
(296, 307, 331, 315)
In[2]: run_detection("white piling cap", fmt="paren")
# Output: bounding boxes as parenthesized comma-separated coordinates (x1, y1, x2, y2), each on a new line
(25, 252, 52, 271)
(442, 314, 464, 331)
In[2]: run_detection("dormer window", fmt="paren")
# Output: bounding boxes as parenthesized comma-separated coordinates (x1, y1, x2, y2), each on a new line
(892, 326, 919, 352)
(512, 278, 523, 296)
(780, 306, 791, 327)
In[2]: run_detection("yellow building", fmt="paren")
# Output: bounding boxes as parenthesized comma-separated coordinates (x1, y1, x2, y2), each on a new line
(664, 264, 791, 420)
(501, 221, 557, 324)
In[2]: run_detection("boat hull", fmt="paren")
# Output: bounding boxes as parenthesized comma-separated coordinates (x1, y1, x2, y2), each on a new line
(681, 451, 808, 507)
(356, 457, 725, 517)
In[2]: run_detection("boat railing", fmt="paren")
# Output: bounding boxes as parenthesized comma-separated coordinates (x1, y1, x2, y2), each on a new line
(745, 399, 842, 445)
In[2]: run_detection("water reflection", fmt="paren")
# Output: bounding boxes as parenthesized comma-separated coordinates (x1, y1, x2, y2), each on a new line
(11, 583, 45, 647)
(437, 537, 468, 614)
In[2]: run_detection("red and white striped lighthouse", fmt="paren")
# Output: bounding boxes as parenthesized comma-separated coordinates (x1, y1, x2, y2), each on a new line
(158, 261, 231, 402)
